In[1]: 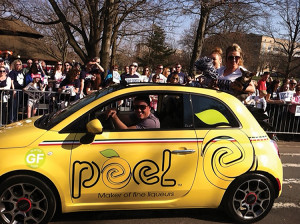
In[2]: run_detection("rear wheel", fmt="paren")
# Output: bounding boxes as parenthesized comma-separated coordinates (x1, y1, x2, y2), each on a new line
(223, 173, 275, 224)
(0, 175, 56, 224)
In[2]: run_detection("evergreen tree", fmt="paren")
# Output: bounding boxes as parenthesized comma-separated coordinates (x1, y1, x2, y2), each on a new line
(137, 24, 175, 69)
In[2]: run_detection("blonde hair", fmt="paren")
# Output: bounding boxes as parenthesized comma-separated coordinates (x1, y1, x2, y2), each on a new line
(162, 67, 170, 78)
(211, 47, 223, 57)
(11, 59, 22, 70)
(225, 43, 244, 66)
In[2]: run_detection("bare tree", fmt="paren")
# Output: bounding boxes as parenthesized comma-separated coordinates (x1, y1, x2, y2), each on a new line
(178, 0, 271, 75)
(5, 0, 176, 76)
(263, 0, 300, 77)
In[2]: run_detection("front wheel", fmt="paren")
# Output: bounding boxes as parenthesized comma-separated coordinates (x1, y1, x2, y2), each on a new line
(223, 173, 275, 224)
(0, 175, 57, 224)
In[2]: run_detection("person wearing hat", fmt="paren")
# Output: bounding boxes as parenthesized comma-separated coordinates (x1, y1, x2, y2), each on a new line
(132, 62, 141, 78)
(106, 95, 160, 129)
(121, 64, 141, 83)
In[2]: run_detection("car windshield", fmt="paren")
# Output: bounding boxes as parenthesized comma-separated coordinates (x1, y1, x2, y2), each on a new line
(35, 85, 121, 130)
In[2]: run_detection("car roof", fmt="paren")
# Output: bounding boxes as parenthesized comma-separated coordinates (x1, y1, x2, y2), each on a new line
(112, 82, 206, 91)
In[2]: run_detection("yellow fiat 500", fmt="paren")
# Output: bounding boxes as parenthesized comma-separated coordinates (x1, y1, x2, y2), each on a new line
(0, 83, 282, 224)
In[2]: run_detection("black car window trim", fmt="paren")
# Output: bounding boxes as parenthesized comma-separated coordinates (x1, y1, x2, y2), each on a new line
(60, 90, 195, 133)
(190, 93, 241, 129)
(35, 85, 121, 130)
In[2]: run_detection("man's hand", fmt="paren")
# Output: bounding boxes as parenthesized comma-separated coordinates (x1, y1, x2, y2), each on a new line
(106, 109, 117, 119)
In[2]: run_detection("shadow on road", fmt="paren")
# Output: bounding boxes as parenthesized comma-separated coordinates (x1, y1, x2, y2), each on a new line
(52, 208, 232, 223)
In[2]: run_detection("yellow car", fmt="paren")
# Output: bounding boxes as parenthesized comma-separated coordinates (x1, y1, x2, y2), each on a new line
(0, 83, 282, 224)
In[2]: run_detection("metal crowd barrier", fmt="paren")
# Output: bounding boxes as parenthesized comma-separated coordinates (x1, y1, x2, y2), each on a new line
(266, 103, 300, 135)
(0, 89, 70, 126)
(1, 90, 299, 136)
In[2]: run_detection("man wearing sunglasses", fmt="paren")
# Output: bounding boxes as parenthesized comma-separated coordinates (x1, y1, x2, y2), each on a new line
(106, 95, 160, 129)
(167, 63, 188, 85)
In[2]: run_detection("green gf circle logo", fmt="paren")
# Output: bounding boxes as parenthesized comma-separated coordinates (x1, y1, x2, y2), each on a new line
(25, 148, 46, 169)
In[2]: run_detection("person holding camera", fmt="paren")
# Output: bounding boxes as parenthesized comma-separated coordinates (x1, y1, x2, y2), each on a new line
(80, 58, 104, 97)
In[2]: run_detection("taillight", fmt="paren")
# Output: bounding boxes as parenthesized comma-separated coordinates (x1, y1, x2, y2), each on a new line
(276, 178, 281, 191)
(270, 140, 280, 158)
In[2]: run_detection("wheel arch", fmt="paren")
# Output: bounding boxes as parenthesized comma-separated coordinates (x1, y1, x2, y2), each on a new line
(0, 170, 62, 214)
(220, 171, 280, 207)
(254, 171, 280, 198)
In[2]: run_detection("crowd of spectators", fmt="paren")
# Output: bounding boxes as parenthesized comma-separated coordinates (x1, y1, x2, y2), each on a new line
(1, 45, 300, 132)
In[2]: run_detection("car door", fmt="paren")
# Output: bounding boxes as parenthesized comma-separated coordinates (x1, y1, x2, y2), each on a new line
(68, 92, 200, 204)
(191, 94, 255, 190)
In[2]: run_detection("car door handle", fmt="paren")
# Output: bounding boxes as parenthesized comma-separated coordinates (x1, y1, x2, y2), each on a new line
(171, 149, 196, 154)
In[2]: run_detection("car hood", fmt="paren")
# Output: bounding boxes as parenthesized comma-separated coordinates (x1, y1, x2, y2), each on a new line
(0, 117, 47, 149)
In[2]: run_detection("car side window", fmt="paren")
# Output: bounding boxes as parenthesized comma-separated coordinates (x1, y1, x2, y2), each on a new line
(191, 94, 239, 128)
(61, 92, 194, 133)
(158, 94, 193, 129)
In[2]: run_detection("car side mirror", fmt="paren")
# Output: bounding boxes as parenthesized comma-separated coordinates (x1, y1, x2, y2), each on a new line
(86, 119, 103, 134)
(80, 119, 103, 144)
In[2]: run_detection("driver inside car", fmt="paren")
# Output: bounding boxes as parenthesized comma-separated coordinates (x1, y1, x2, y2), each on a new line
(106, 95, 160, 129)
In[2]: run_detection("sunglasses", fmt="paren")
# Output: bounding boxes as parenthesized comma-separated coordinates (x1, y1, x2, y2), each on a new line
(290, 83, 297, 85)
(176, 66, 181, 68)
(227, 56, 241, 61)
(133, 105, 148, 111)
(0, 70, 6, 73)
(172, 77, 179, 80)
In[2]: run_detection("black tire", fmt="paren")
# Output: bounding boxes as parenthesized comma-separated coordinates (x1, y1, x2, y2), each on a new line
(222, 173, 275, 224)
(0, 175, 57, 224)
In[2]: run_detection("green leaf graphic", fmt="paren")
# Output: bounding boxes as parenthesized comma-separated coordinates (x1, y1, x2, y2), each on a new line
(100, 149, 119, 158)
(195, 109, 229, 125)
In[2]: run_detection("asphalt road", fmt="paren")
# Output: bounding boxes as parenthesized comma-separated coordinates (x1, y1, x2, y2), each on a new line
(50, 141, 300, 224)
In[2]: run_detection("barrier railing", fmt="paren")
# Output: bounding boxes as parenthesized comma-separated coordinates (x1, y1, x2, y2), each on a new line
(1, 90, 299, 135)
(0, 89, 70, 126)
(266, 103, 300, 135)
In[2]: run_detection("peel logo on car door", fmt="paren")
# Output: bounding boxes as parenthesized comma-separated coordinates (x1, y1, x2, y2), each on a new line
(71, 149, 176, 199)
